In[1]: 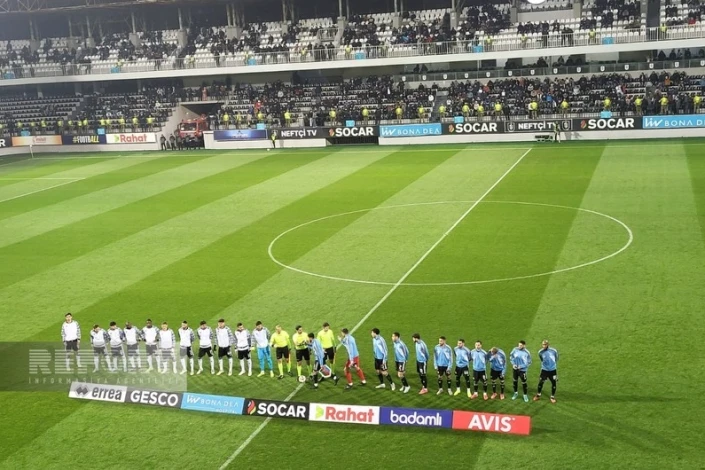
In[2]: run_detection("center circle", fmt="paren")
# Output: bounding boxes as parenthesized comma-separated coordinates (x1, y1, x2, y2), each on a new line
(267, 201, 633, 286)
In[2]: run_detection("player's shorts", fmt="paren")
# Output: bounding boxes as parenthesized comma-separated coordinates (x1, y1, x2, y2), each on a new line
(295, 348, 310, 362)
(180, 346, 193, 358)
(275, 347, 290, 360)
(374, 359, 388, 371)
(455, 366, 469, 377)
(160, 348, 174, 360)
(126, 344, 139, 356)
(198, 347, 212, 358)
(111, 346, 124, 357)
(473, 370, 487, 382)
(345, 357, 360, 369)
(437, 366, 450, 376)
(395, 361, 406, 373)
(145, 344, 157, 356)
(490, 369, 505, 380)
(540, 369, 557, 381)
(312, 360, 322, 373)
(513, 369, 527, 382)
(416, 361, 428, 375)
(237, 349, 250, 360)
(64, 340, 79, 352)
(324, 347, 335, 362)
(218, 347, 232, 359)
(93, 346, 106, 356)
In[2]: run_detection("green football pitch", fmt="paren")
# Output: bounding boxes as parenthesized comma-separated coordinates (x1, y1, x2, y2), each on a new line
(1, 140, 704, 469)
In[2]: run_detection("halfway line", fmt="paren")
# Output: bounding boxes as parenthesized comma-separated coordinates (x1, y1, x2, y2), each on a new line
(218, 148, 532, 469)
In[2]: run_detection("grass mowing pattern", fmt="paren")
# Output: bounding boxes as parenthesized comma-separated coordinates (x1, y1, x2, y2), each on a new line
(0, 142, 704, 469)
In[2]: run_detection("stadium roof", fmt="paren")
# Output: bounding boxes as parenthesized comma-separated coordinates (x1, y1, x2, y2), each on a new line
(0, 0, 238, 14)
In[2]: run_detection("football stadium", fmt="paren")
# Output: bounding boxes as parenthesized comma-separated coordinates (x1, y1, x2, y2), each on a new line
(1, 0, 704, 468)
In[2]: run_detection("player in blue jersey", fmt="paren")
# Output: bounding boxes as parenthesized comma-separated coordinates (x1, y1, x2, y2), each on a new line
(392, 332, 411, 394)
(510, 340, 532, 402)
(434, 336, 453, 396)
(339, 328, 367, 390)
(470, 340, 490, 400)
(412, 333, 430, 395)
(533, 340, 559, 403)
(371, 328, 395, 390)
(489, 346, 507, 400)
(453, 339, 472, 397)
(307, 333, 339, 388)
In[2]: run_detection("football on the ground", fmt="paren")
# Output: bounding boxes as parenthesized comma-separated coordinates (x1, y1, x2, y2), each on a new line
(297, 375, 307, 383)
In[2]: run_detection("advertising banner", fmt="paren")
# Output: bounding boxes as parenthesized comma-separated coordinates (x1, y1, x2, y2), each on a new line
(106, 133, 157, 144)
(573, 117, 641, 131)
(642, 114, 705, 129)
(504, 120, 572, 133)
(62, 135, 107, 145)
(443, 122, 503, 134)
(379, 123, 442, 138)
(277, 128, 328, 139)
(451, 411, 531, 435)
(326, 126, 378, 137)
(243, 398, 310, 420)
(0, 137, 12, 148)
(309, 403, 380, 425)
(213, 129, 268, 141)
(68, 381, 127, 403)
(180, 393, 245, 414)
(12, 135, 62, 147)
(380, 407, 453, 429)
(126, 388, 183, 408)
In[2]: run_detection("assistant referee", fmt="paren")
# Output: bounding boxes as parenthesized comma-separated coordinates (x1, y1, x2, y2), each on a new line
(269, 325, 292, 379)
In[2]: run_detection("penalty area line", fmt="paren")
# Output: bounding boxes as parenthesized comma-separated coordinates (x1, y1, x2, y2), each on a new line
(0, 178, 85, 204)
(218, 148, 531, 469)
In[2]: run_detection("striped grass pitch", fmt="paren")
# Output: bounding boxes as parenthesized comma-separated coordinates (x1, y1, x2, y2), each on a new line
(0, 141, 704, 469)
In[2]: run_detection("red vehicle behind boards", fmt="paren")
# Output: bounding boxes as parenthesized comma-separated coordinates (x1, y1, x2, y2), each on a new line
(179, 117, 208, 138)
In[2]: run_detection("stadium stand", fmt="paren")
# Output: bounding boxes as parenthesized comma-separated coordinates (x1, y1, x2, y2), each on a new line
(661, 0, 703, 26)
(0, 94, 83, 134)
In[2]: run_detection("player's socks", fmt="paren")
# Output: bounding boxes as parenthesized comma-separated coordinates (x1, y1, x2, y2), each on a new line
(228, 358, 233, 375)
(378, 373, 384, 384)
(421, 376, 428, 388)
(286, 362, 292, 373)
(500, 381, 505, 394)
(513, 380, 519, 393)
(137, 357, 142, 369)
(474, 384, 479, 393)
(551, 380, 557, 397)
(345, 369, 353, 383)
(239, 359, 245, 375)
(147, 356, 153, 370)
(123, 357, 128, 372)
(401, 377, 409, 387)
(190, 358, 195, 374)
(522, 382, 528, 395)
(537, 379, 545, 395)
(156, 356, 162, 370)
(297, 365, 302, 376)
(210, 357, 215, 373)
(446, 379, 452, 390)
(172, 361, 178, 374)
(386, 375, 394, 385)
(181, 358, 187, 373)
(105, 356, 112, 371)
(93, 356, 100, 371)
(492, 382, 497, 393)
(76, 355, 82, 368)
(247, 359, 252, 375)
(278, 363, 284, 376)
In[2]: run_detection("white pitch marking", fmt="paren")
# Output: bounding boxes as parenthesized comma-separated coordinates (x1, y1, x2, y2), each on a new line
(0, 177, 86, 180)
(268, 200, 634, 286)
(0, 178, 85, 204)
(219, 148, 531, 469)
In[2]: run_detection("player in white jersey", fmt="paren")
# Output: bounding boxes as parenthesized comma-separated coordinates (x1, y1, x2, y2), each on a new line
(215, 318, 235, 376)
(196, 320, 215, 374)
(61, 313, 82, 371)
(123, 322, 143, 371)
(158, 322, 177, 374)
(90, 324, 111, 372)
(107, 322, 127, 372)
(178, 321, 195, 375)
(251, 321, 274, 377)
(142, 319, 160, 372)
(234, 323, 252, 376)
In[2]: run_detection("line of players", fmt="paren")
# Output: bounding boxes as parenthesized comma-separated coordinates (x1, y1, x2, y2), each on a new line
(60, 313, 559, 401)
